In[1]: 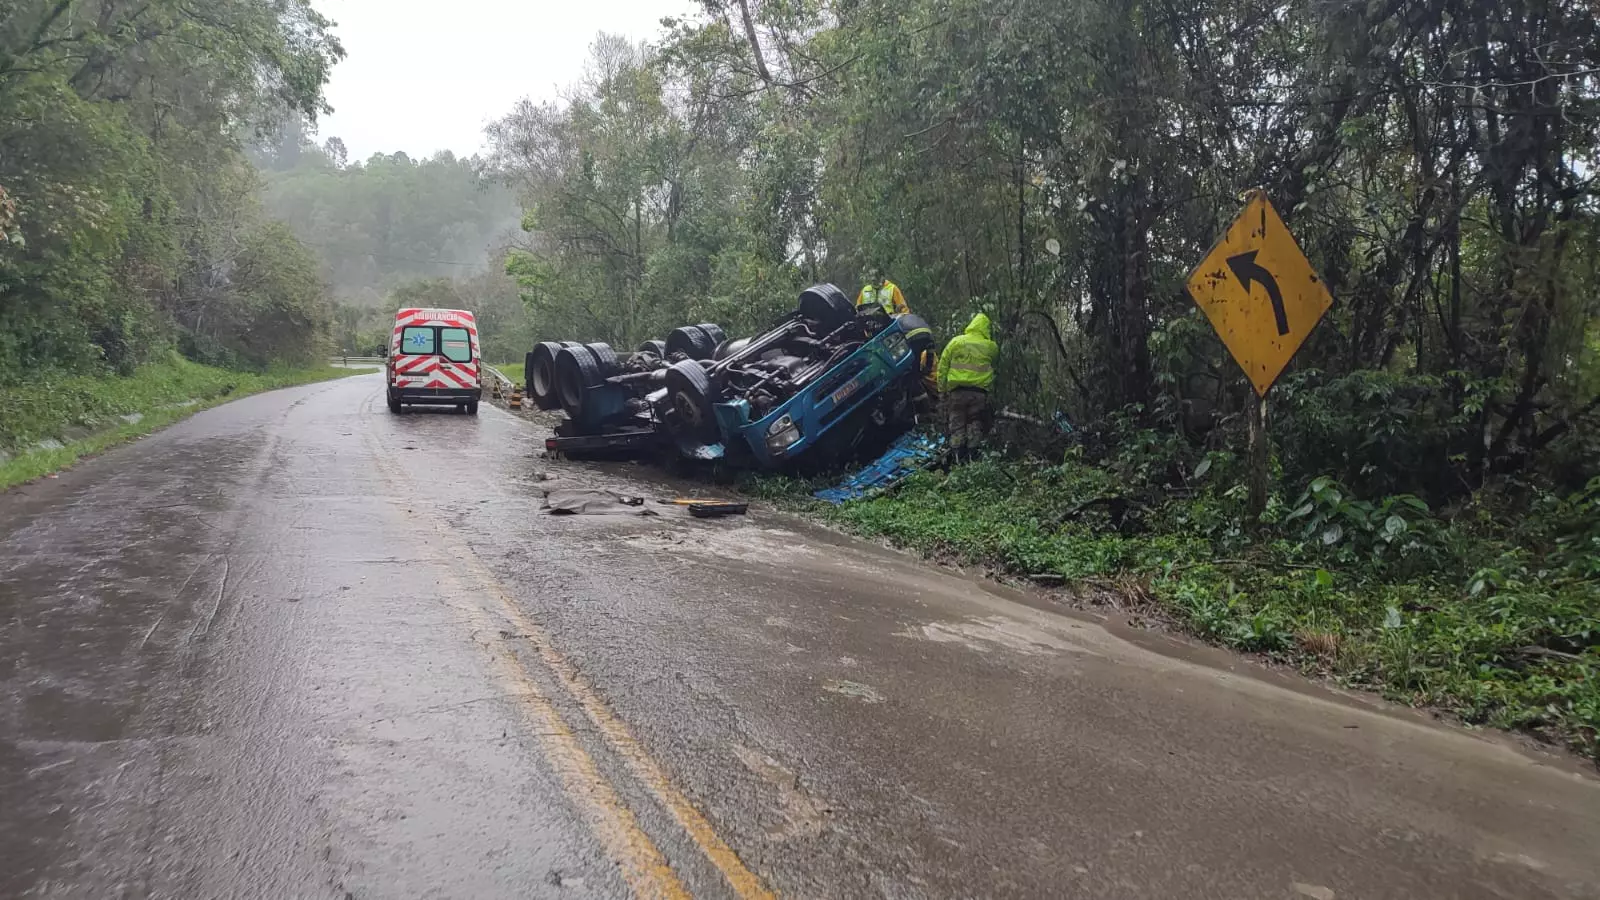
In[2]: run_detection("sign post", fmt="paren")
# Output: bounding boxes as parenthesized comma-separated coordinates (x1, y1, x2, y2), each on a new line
(1185, 190, 1333, 516)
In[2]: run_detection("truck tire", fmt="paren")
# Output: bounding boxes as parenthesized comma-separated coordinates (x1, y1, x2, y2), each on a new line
(667, 326, 717, 360)
(387, 393, 403, 414)
(636, 339, 668, 358)
(466, 398, 480, 416)
(664, 360, 718, 442)
(584, 342, 621, 377)
(798, 283, 855, 330)
(555, 346, 603, 416)
(695, 323, 727, 346)
(529, 342, 571, 410)
(713, 337, 752, 361)
(898, 314, 936, 352)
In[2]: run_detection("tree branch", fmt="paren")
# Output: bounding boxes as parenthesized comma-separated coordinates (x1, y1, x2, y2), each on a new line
(733, 0, 771, 85)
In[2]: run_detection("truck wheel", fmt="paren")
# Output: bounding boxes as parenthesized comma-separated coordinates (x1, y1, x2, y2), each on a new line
(529, 342, 568, 410)
(664, 360, 718, 441)
(387, 394, 403, 414)
(798, 284, 855, 330)
(555, 346, 603, 416)
(898, 314, 936, 352)
(636, 339, 668, 358)
(695, 323, 727, 346)
(713, 337, 752, 361)
(667, 326, 717, 360)
(584, 342, 621, 377)
(466, 398, 480, 416)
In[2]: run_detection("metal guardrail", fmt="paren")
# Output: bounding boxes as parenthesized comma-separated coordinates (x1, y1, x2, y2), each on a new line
(482, 365, 515, 398)
(331, 356, 385, 368)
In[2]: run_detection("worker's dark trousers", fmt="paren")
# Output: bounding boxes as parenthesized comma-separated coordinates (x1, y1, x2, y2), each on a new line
(943, 387, 989, 462)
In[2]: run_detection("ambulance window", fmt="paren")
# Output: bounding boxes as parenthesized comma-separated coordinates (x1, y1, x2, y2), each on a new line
(402, 327, 436, 354)
(441, 327, 472, 362)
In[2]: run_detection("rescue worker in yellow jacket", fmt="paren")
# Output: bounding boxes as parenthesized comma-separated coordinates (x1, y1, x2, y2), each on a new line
(935, 313, 998, 464)
(856, 277, 911, 317)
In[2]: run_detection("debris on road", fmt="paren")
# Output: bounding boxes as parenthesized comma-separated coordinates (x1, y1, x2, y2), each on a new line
(684, 501, 749, 519)
(543, 489, 658, 516)
(815, 431, 944, 504)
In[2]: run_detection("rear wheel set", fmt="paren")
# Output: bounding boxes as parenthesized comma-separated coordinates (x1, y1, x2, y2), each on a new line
(534, 323, 727, 436)
(666, 323, 726, 361)
(528, 341, 583, 410)
(554, 342, 623, 417)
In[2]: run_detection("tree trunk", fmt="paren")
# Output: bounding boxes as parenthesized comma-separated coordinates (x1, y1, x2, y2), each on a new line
(1248, 391, 1268, 519)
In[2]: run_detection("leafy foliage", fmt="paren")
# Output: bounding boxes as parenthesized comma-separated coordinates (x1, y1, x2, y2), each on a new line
(0, 0, 344, 384)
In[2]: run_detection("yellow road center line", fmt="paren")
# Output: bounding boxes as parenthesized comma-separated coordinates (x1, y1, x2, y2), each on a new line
(363, 433, 689, 899)
(475, 569, 777, 900)
(365, 398, 775, 899)
(452, 596, 691, 900)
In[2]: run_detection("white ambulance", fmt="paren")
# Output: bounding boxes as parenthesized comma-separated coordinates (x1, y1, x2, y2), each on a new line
(386, 307, 482, 414)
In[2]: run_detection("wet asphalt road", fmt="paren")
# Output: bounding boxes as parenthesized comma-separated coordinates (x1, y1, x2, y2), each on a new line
(3, 373, 1599, 900)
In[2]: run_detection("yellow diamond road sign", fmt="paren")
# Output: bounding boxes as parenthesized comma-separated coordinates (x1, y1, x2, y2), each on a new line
(1186, 192, 1333, 396)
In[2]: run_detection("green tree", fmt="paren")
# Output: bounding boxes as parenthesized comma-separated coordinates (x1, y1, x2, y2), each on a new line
(0, 0, 343, 382)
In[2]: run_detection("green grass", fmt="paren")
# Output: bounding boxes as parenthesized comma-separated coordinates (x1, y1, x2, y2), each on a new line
(779, 458, 1600, 761)
(495, 361, 524, 386)
(0, 354, 365, 490)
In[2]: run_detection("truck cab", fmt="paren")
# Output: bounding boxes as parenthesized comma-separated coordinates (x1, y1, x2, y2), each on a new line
(718, 315, 927, 468)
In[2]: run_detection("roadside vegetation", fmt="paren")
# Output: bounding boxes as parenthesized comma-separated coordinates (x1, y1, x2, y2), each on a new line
(1, 0, 345, 385)
(749, 450, 1599, 761)
(0, 355, 361, 489)
(1, 0, 520, 468)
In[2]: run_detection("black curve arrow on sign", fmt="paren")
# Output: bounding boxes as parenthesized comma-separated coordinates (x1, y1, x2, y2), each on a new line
(1227, 250, 1290, 335)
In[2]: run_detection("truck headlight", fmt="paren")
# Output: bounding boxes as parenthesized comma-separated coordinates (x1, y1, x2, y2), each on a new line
(882, 330, 909, 360)
(764, 414, 801, 452)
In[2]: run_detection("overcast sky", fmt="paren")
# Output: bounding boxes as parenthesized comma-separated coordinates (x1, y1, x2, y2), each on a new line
(310, 0, 691, 161)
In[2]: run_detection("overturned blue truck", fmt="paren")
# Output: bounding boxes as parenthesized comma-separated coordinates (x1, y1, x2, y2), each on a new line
(523, 284, 938, 471)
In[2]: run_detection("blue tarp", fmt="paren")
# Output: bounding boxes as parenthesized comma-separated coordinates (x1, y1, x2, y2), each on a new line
(814, 432, 945, 505)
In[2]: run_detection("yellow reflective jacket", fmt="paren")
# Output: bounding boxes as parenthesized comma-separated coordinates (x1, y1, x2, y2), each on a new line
(936, 313, 997, 392)
(856, 280, 910, 316)
(919, 347, 940, 396)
